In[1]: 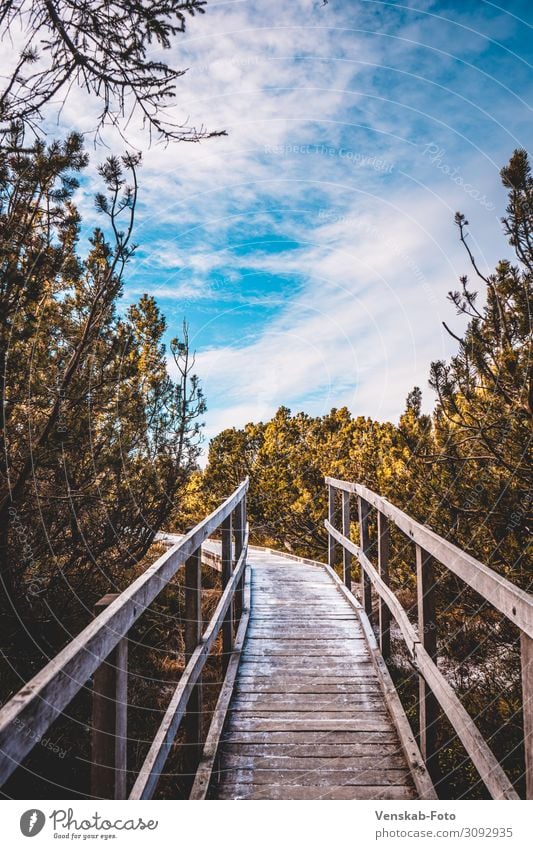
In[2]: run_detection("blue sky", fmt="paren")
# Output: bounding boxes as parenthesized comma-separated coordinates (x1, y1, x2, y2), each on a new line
(40, 1, 533, 451)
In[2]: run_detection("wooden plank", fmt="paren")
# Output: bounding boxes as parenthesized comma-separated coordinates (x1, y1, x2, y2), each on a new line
(221, 730, 399, 745)
(216, 767, 412, 786)
(521, 631, 533, 800)
(219, 742, 404, 758)
(90, 593, 128, 800)
(216, 783, 416, 800)
(342, 490, 352, 589)
(220, 753, 407, 771)
(129, 530, 249, 800)
(231, 695, 386, 710)
(234, 682, 382, 695)
(0, 479, 249, 787)
(328, 484, 336, 569)
(358, 496, 373, 617)
(416, 544, 439, 781)
(377, 511, 391, 663)
(226, 717, 394, 732)
(221, 511, 233, 663)
(190, 565, 252, 800)
(184, 546, 203, 771)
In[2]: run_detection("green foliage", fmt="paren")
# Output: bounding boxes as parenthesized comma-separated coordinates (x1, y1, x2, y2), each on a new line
(0, 131, 204, 622)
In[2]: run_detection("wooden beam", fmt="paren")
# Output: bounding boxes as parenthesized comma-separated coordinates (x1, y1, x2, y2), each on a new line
(416, 545, 439, 782)
(222, 511, 234, 663)
(234, 500, 245, 620)
(377, 512, 391, 664)
(184, 547, 203, 774)
(90, 594, 128, 800)
(522, 631, 533, 799)
(328, 485, 336, 570)
(358, 497, 372, 618)
(0, 478, 249, 788)
(341, 490, 351, 590)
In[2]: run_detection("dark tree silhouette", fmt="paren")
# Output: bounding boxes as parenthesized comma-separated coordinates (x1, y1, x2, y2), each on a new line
(0, 0, 223, 143)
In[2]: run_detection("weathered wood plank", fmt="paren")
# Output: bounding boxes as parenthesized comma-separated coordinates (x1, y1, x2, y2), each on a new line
(377, 511, 391, 663)
(220, 753, 407, 771)
(416, 544, 439, 782)
(220, 730, 399, 745)
(521, 631, 533, 800)
(217, 767, 412, 786)
(184, 546, 203, 771)
(90, 593, 128, 800)
(231, 694, 385, 710)
(219, 742, 404, 758)
(226, 717, 394, 732)
(216, 783, 416, 800)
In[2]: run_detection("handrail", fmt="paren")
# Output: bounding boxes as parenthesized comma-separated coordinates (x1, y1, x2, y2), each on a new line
(325, 476, 532, 800)
(0, 478, 249, 794)
(326, 477, 533, 638)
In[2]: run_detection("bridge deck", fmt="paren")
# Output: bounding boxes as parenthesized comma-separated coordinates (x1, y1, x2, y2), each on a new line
(210, 550, 418, 800)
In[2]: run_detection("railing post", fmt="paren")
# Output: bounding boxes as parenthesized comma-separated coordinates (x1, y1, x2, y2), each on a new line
(416, 544, 439, 780)
(91, 594, 128, 799)
(221, 512, 233, 664)
(521, 631, 533, 799)
(377, 511, 391, 664)
(341, 490, 351, 590)
(328, 484, 336, 569)
(185, 546, 203, 774)
(234, 500, 245, 620)
(358, 497, 372, 617)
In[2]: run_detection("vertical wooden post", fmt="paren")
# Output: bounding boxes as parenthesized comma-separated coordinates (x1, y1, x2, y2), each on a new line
(358, 497, 372, 617)
(341, 490, 351, 590)
(328, 485, 336, 569)
(221, 512, 233, 664)
(234, 501, 245, 621)
(185, 546, 203, 772)
(521, 631, 533, 799)
(416, 544, 439, 779)
(377, 511, 391, 664)
(91, 594, 128, 799)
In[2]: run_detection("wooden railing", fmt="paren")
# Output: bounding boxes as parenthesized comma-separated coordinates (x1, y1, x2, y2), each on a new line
(0, 478, 249, 799)
(325, 476, 533, 801)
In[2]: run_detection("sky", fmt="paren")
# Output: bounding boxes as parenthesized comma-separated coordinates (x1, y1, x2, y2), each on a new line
(38, 0, 533, 453)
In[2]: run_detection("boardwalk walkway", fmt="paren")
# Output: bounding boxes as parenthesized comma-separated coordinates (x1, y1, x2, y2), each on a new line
(210, 549, 422, 800)
(2, 477, 529, 801)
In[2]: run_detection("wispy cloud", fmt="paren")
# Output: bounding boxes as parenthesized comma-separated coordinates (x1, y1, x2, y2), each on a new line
(32, 0, 532, 451)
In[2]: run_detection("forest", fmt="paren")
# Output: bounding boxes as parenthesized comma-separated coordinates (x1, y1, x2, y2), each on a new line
(0, 0, 531, 803)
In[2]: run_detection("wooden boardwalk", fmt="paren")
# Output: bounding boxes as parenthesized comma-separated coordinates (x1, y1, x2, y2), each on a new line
(210, 550, 422, 800)
(2, 477, 530, 801)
